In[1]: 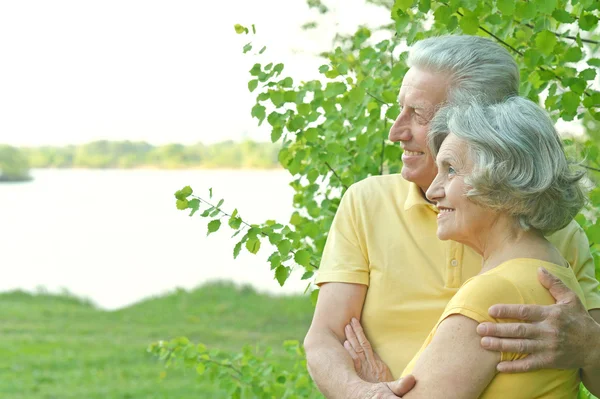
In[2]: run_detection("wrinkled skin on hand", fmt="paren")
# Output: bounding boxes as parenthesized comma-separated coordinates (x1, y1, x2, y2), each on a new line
(477, 267, 599, 372)
(344, 318, 394, 383)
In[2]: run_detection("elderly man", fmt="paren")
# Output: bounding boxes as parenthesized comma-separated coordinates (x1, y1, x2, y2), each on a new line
(303, 35, 600, 398)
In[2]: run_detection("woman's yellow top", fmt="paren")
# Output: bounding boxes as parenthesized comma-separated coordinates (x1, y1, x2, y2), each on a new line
(402, 258, 586, 398)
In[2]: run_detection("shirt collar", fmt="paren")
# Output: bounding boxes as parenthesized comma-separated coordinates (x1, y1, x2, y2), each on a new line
(404, 182, 438, 212)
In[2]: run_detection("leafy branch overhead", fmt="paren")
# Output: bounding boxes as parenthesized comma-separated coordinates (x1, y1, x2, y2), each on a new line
(176, 0, 600, 295)
(174, 186, 319, 288)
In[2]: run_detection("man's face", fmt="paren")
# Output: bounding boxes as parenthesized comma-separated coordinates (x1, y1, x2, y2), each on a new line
(389, 67, 450, 192)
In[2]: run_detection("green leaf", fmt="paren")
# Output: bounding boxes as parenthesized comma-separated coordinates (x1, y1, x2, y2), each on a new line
(535, 0, 556, 14)
(234, 24, 247, 34)
(579, 13, 598, 31)
(318, 65, 329, 73)
(207, 219, 221, 235)
(294, 249, 311, 267)
(563, 46, 583, 62)
(304, 128, 318, 143)
(188, 199, 200, 216)
(552, 9, 575, 23)
(497, 0, 515, 15)
(196, 363, 206, 375)
(251, 104, 266, 123)
(418, 0, 430, 13)
(176, 199, 188, 210)
(228, 212, 242, 229)
(271, 127, 283, 143)
(248, 79, 258, 92)
(324, 82, 346, 98)
(280, 77, 293, 88)
(275, 266, 290, 286)
(233, 241, 242, 259)
(393, 0, 414, 14)
(580, 68, 597, 81)
(245, 237, 261, 254)
(251, 24, 256, 34)
(268, 252, 281, 270)
(588, 58, 600, 67)
(524, 49, 542, 68)
(287, 115, 305, 132)
(175, 185, 193, 200)
(535, 30, 557, 55)
(301, 271, 314, 280)
(259, 46, 266, 54)
(273, 63, 284, 75)
(459, 13, 479, 35)
(516, 1, 536, 19)
(434, 6, 452, 25)
(277, 240, 292, 257)
(561, 91, 580, 114)
(243, 43, 252, 53)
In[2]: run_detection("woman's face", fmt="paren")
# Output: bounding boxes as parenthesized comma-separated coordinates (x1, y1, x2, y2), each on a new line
(425, 134, 497, 248)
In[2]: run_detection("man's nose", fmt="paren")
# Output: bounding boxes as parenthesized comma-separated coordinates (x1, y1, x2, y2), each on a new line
(388, 113, 411, 142)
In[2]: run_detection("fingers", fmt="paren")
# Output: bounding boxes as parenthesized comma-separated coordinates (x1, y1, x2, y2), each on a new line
(345, 322, 367, 361)
(488, 303, 549, 321)
(497, 357, 544, 373)
(387, 375, 416, 396)
(343, 340, 361, 371)
(476, 322, 541, 339)
(537, 267, 578, 305)
(350, 318, 376, 364)
(480, 336, 542, 354)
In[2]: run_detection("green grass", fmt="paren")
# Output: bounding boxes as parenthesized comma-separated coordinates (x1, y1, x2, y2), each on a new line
(0, 282, 314, 398)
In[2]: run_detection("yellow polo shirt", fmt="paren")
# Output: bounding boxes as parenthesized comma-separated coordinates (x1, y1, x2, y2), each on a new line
(401, 259, 585, 398)
(315, 174, 600, 378)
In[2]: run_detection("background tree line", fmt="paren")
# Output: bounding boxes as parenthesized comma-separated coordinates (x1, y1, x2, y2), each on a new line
(0, 140, 280, 177)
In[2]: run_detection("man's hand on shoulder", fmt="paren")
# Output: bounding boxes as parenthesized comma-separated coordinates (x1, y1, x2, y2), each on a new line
(476, 267, 600, 372)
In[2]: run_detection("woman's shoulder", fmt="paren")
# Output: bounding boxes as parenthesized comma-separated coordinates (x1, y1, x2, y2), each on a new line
(444, 274, 524, 323)
(452, 259, 583, 313)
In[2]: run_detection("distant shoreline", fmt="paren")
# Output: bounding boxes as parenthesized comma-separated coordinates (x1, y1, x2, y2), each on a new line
(29, 165, 284, 171)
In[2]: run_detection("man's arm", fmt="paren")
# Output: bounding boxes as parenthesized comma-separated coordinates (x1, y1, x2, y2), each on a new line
(477, 268, 600, 396)
(581, 309, 600, 396)
(304, 282, 388, 398)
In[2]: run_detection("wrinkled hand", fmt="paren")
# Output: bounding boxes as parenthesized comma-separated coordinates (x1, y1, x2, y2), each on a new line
(344, 317, 394, 383)
(477, 267, 599, 372)
(352, 376, 417, 399)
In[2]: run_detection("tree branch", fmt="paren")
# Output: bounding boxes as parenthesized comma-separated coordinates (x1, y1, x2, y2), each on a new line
(366, 91, 389, 105)
(325, 161, 349, 190)
(522, 22, 600, 45)
(583, 164, 600, 173)
(452, 8, 593, 98)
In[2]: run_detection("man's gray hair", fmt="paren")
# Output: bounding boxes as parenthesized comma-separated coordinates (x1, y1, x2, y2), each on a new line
(407, 35, 520, 104)
(428, 96, 586, 235)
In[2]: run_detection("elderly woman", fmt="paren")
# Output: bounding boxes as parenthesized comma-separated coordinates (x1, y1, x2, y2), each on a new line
(348, 96, 588, 398)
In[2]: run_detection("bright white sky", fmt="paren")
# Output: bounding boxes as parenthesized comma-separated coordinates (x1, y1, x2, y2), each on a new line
(0, 0, 390, 146)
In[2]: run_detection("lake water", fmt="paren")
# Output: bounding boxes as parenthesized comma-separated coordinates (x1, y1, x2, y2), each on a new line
(1, 169, 310, 309)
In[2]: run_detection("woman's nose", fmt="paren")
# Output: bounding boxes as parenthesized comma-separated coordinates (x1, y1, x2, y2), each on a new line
(426, 176, 444, 203)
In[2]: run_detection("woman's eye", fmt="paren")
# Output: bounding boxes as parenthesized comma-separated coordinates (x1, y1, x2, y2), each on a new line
(448, 166, 456, 175)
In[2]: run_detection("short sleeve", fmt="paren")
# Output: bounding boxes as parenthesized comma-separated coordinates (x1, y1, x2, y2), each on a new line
(441, 274, 526, 362)
(314, 184, 370, 286)
(562, 225, 600, 310)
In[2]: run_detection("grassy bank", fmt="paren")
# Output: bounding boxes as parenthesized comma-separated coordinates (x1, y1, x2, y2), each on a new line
(0, 282, 315, 398)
